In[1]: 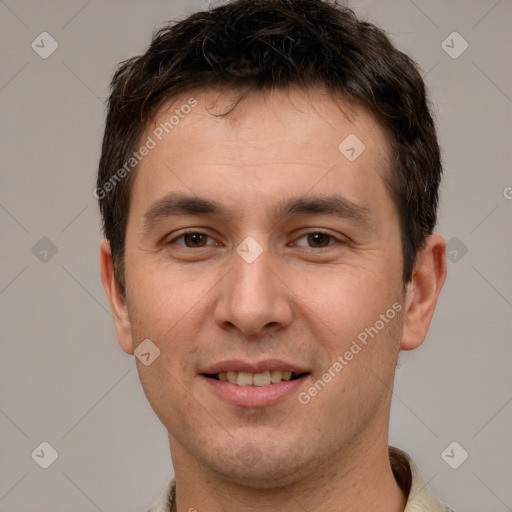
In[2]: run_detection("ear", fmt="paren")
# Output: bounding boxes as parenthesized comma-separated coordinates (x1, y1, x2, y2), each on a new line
(401, 233, 447, 351)
(99, 239, 134, 355)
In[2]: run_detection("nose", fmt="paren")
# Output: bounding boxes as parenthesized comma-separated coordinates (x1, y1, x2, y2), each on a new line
(214, 244, 293, 337)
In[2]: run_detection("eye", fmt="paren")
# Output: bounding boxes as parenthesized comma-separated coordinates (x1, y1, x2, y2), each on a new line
(170, 231, 219, 248)
(294, 231, 339, 248)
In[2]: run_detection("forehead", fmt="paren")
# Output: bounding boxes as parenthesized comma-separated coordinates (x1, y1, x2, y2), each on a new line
(131, 87, 392, 213)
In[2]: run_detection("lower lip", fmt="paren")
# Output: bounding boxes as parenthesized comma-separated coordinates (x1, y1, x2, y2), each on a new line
(201, 375, 309, 407)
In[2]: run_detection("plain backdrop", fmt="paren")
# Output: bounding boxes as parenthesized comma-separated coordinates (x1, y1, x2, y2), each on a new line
(0, 1, 511, 511)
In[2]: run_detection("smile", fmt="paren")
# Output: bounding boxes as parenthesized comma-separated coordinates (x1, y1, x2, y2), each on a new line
(208, 370, 307, 387)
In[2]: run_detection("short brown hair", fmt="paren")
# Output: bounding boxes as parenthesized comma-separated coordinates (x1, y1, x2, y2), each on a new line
(97, 0, 442, 294)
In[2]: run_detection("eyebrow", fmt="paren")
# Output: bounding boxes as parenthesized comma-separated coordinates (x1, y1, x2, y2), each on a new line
(143, 192, 372, 230)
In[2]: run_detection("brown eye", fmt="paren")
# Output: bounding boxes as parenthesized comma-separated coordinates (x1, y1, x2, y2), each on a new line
(306, 232, 332, 248)
(182, 232, 208, 247)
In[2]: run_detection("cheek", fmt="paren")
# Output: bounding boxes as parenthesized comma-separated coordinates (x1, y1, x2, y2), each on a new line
(125, 259, 217, 382)
(125, 250, 202, 327)
(126, 275, 205, 428)
(291, 263, 401, 343)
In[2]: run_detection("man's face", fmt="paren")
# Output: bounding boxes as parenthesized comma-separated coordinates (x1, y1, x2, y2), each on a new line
(121, 88, 405, 486)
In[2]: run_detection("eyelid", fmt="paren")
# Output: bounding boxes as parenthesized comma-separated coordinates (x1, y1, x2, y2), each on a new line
(167, 229, 221, 247)
(291, 230, 344, 248)
(165, 229, 347, 248)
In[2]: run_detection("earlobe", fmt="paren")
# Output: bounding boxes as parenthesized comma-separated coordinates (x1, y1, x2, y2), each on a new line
(99, 239, 134, 355)
(400, 233, 447, 351)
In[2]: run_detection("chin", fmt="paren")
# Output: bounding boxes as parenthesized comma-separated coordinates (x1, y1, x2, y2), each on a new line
(201, 441, 315, 490)
(214, 462, 306, 489)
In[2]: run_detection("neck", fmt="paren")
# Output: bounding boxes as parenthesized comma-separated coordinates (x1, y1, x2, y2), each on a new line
(169, 429, 407, 512)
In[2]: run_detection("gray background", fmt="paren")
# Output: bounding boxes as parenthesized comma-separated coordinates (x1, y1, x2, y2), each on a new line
(0, 0, 511, 511)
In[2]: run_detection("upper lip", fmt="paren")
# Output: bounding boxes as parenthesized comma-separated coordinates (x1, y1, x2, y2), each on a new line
(201, 359, 310, 375)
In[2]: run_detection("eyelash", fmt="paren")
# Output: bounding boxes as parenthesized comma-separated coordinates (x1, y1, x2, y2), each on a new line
(167, 230, 344, 249)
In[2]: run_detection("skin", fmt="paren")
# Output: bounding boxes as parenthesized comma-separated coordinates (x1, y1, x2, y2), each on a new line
(100, 87, 446, 512)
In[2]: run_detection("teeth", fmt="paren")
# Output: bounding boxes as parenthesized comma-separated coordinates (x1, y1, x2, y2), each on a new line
(253, 371, 271, 387)
(237, 371, 253, 387)
(270, 370, 283, 383)
(215, 370, 299, 386)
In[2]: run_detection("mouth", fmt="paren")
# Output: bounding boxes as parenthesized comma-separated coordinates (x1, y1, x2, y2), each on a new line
(205, 370, 310, 387)
(200, 360, 311, 406)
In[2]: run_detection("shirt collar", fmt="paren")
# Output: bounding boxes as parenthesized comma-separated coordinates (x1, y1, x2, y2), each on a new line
(389, 447, 453, 512)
